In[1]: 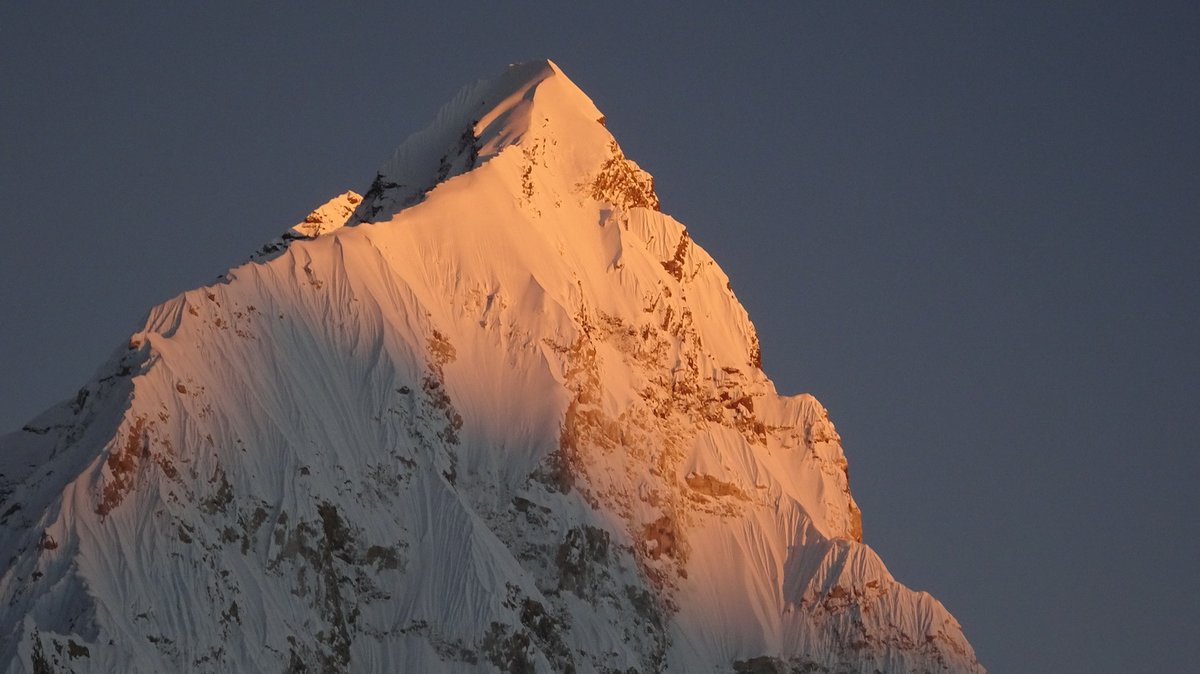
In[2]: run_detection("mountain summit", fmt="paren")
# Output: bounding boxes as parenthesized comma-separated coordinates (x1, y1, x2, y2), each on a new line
(0, 60, 982, 673)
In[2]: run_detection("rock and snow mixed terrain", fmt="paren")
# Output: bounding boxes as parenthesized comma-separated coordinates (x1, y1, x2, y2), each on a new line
(0, 60, 983, 673)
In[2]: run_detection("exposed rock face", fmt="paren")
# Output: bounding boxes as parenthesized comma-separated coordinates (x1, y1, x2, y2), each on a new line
(0, 60, 982, 673)
(290, 191, 363, 238)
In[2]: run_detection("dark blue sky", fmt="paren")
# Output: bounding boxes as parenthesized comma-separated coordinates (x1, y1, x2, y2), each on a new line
(2, 4, 1197, 671)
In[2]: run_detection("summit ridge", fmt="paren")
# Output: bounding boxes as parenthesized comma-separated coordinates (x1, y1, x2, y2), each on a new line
(353, 59, 613, 224)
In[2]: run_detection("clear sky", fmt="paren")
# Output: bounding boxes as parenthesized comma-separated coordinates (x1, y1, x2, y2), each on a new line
(2, 3, 1197, 671)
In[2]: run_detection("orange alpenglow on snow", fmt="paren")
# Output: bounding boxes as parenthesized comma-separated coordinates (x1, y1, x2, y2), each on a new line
(0, 60, 983, 672)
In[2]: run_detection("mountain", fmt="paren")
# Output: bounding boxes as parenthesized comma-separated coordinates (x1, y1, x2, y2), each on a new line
(0, 60, 982, 673)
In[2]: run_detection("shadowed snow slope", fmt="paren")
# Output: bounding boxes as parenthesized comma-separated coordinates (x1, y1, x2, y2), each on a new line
(0, 60, 983, 673)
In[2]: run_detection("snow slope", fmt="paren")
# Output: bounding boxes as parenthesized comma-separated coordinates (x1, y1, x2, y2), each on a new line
(0, 60, 982, 673)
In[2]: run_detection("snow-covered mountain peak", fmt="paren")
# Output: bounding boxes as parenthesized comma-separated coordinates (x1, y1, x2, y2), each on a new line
(0, 61, 982, 673)
(354, 59, 655, 224)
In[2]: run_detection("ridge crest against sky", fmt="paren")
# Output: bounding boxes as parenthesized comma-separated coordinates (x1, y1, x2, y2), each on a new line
(351, 58, 610, 225)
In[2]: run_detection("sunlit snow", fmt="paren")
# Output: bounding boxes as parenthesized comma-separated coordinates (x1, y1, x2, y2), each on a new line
(0, 60, 982, 673)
